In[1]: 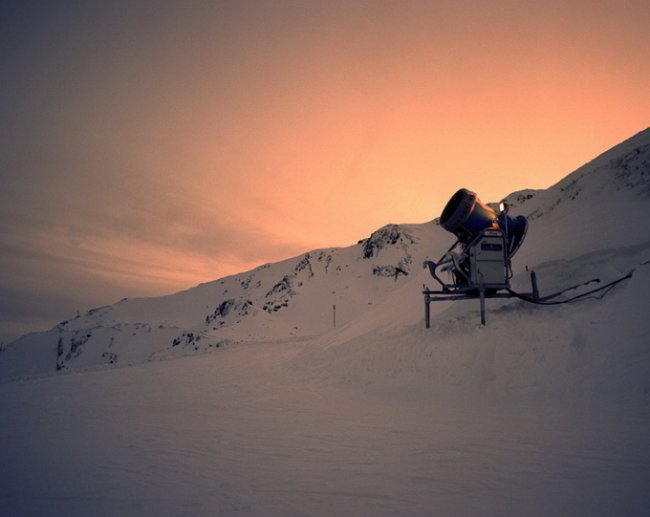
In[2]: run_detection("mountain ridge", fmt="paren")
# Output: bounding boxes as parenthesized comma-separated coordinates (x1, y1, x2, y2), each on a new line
(1, 127, 649, 381)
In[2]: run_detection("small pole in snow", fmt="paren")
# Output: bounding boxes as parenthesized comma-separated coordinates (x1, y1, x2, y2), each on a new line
(333, 304, 336, 328)
(531, 270, 539, 301)
(479, 285, 486, 326)
(424, 290, 430, 329)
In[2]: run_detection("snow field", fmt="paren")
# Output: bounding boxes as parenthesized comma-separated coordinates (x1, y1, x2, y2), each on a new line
(1, 337, 649, 517)
(1, 128, 649, 516)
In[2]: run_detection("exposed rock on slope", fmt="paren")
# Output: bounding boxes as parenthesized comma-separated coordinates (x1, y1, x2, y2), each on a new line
(1, 128, 649, 382)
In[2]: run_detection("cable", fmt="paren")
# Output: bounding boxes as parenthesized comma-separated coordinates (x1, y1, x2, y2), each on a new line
(507, 269, 635, 306)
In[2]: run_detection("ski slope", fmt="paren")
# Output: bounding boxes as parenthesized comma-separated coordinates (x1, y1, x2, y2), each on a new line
(1, 339, 648, 517)
(1, 128, 649, 516)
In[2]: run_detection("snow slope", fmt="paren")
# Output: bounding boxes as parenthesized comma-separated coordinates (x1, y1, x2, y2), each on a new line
(0, 219, 449, 379)
(293, 126, 650, 405)
(0, 128, 649, 516)
(2, 129, 649, 383)
(1, 339, 648, 517)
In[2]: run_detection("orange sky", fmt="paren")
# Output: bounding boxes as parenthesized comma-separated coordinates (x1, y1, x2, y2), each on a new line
(1, 0, 649, 342)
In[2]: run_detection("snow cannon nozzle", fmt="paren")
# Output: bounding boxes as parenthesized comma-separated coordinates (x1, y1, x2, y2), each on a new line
(439, 188, 527, 258)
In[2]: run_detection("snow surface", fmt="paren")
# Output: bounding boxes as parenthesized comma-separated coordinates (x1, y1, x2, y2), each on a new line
(1, 128, 649, 516)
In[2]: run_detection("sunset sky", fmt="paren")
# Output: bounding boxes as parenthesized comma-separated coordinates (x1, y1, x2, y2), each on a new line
(1, 0, 649, 343)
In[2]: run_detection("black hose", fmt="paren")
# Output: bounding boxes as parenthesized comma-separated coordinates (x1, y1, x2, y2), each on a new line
(507, 270, 635, 306)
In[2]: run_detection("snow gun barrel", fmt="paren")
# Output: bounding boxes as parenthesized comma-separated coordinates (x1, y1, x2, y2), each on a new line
(439, 188, 527, 258)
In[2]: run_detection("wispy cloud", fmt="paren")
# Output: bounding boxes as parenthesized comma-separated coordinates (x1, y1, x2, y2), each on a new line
(1, 0, 649, 342)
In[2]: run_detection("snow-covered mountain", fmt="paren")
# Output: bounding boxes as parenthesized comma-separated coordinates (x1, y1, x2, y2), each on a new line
(1, 128, 649, 517)
(1, 127, 649, 387)
(0, 220, 446, 378)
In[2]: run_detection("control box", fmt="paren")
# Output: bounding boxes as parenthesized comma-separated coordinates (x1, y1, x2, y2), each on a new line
(468, 229, 509, 287)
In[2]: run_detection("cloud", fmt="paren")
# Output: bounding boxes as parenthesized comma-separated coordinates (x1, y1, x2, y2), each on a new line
(0, 195, 309, 344)
(2, 0, 649, 345)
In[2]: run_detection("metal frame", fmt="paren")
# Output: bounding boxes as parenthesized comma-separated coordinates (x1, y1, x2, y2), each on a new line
(422, 228, 539, 326)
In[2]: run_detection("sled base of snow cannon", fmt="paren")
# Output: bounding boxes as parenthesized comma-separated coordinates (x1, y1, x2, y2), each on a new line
(423, 189, 534, 326)
(422, 269, 540, 327)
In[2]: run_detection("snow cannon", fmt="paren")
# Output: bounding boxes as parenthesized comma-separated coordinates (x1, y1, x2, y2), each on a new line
(440, 188, 527, 257)
(424, 187, 633, 327)
(423, 188, 533, 326)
